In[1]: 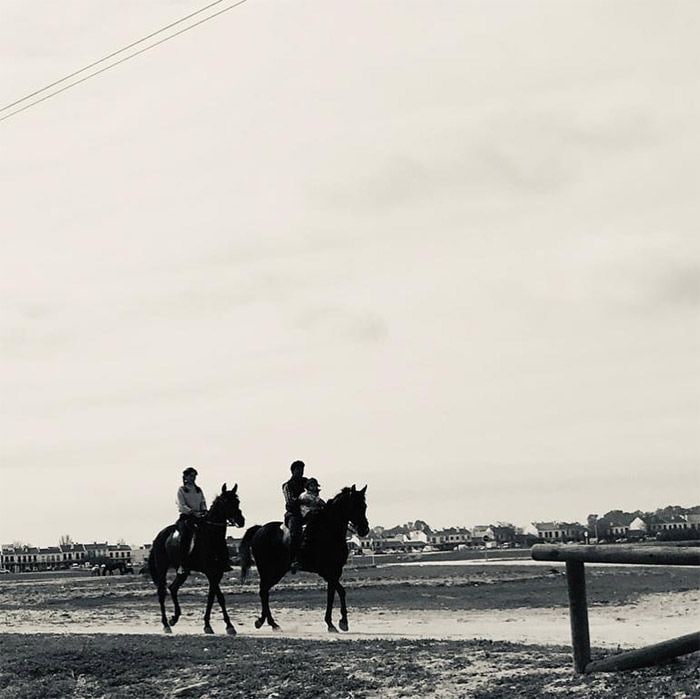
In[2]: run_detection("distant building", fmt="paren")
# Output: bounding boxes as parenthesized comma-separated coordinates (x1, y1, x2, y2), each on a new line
(403, 529, 429, 548)
(491, 525, 516, 545)
(130, 544, 151, 569)
(60, 543, 87, 565)
(471, 525, 496, 546)
(107, 543, 132, 564)
(85, 542, 110, 561)
(0, 544, 39, 573)
(627, 516, 648, 540)
(528, 521, 586, 542)
(597, 513, 638, 540)
(647, 514, 690, 533)
(427, 528, 472, 550)
(685, 514, 700, 530)
(37, 546, 62, 570)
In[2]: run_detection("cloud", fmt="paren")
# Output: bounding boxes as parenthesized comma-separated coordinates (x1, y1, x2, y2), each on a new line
(297, 307, 388, 345)
(653, 263, 700, 310)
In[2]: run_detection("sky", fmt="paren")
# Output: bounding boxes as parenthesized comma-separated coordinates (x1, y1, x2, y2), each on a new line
(1, 1, 698, 547)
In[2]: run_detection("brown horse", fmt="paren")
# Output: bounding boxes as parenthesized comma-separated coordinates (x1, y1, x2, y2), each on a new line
(149, 483, 245, 634)
(240, 485, 368, 632)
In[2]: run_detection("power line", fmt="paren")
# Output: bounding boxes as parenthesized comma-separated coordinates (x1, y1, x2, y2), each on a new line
(0, 0, 228, 114)
(0, 0, 250, 125)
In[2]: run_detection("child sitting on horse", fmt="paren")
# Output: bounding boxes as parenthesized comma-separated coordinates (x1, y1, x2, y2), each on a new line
(296, 478, 326, 567)
(299, 478, 325, 520)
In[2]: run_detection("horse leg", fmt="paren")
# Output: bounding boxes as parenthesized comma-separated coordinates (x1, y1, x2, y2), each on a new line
(335, 581, 349, 631)
(167, 570, 189, 626)
(254, 580, 267, 629)
(213, 578, 236, 635)
(203, 574, 218, 634)
(255, 579, 280, 631)
(325, 578, 338, 633)
(154, 567, 171, 634)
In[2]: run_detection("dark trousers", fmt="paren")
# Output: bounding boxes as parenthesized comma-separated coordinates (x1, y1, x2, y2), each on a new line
(285, 512, 303, 557)
(177, 514, 196, 560)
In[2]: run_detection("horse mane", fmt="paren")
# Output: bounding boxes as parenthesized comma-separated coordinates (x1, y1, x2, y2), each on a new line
(207, 490, 235, 516)
(326, 487, 353, 508)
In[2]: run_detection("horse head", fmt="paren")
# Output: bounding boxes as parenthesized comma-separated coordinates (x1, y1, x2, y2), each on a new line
(212, 483, 245, 528)
(346, 484, 369, 537)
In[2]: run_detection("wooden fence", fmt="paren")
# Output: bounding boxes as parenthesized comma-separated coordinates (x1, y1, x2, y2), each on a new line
(531, 543, 700, 673)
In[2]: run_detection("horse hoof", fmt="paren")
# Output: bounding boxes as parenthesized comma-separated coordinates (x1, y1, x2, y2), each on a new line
(327, 625, 338, 633)
(204, 626, 214, 634)
(254, 618, 264, 629)
(163, 626, 172, 634)
(226, 626, 237, 636)
(168, 617, 178, 626)
(272, 624, 282, 632)
(339, 620, 349, 632)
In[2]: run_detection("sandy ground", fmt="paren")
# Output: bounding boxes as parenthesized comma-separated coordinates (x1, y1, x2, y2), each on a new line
(1, 563, 698, 698)
(1, 588, 697, 648)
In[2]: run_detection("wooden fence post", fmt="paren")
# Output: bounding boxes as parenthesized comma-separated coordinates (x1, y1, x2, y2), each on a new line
(532, 544, 700, 674)
(566, 560, 591, 673)
(585, 632, 700, 673)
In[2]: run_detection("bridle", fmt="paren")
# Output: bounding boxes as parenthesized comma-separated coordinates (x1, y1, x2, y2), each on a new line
(205, 494, 243, 528)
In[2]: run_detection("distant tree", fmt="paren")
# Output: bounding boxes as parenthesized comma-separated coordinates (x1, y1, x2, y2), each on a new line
(655, 505, 689, 517)
(59, 534, 73, 546)
(602, 510, 626, 521)
(117, 537, 126, 545)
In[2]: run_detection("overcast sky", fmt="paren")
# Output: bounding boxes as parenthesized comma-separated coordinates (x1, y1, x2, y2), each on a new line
(1, 1, 698, 546)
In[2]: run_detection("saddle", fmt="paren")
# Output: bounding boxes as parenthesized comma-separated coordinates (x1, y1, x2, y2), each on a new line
(167, 527, 197, 558)
(280, 523, 292, 547)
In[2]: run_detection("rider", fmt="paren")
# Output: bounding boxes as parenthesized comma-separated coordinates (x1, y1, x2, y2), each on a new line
(298, 477, 325, 562)
(176, 467, 233, 573)
(282, 460, 308, 572)
(299, 477, 325, 520)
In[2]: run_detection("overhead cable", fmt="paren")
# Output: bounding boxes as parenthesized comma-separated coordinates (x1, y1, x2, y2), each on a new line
(0, 0, 228, 114)
(0, 0, 249, 124)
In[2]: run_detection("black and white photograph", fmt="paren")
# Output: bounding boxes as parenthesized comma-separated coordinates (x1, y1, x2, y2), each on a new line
(1, 1, 698, 697)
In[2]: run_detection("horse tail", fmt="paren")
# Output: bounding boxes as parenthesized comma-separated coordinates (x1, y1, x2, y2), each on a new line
(148, 526, 172, 586)
(148, 546, 158, 585)
(239, 525, 261, 583)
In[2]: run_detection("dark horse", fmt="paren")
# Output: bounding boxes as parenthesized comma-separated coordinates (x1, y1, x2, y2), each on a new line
(149, 483, 245, 635)
(93, 559, 132, 576)
(240, 484, 368, 632)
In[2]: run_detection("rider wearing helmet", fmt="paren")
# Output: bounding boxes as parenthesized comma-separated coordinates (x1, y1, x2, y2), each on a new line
(176, 467, 232, 573)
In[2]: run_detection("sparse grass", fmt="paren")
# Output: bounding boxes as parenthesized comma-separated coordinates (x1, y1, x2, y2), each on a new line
(0, 634, 697, 699)
(1, 564, 697, 613)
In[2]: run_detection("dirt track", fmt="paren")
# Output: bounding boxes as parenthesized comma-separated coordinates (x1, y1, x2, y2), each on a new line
(0, 561, 698, 697)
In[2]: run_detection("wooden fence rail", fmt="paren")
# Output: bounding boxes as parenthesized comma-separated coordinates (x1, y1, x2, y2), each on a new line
(531, 544, 700, 673)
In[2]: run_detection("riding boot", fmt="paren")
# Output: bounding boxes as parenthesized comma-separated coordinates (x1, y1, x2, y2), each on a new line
(290, 546, 304, 574)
